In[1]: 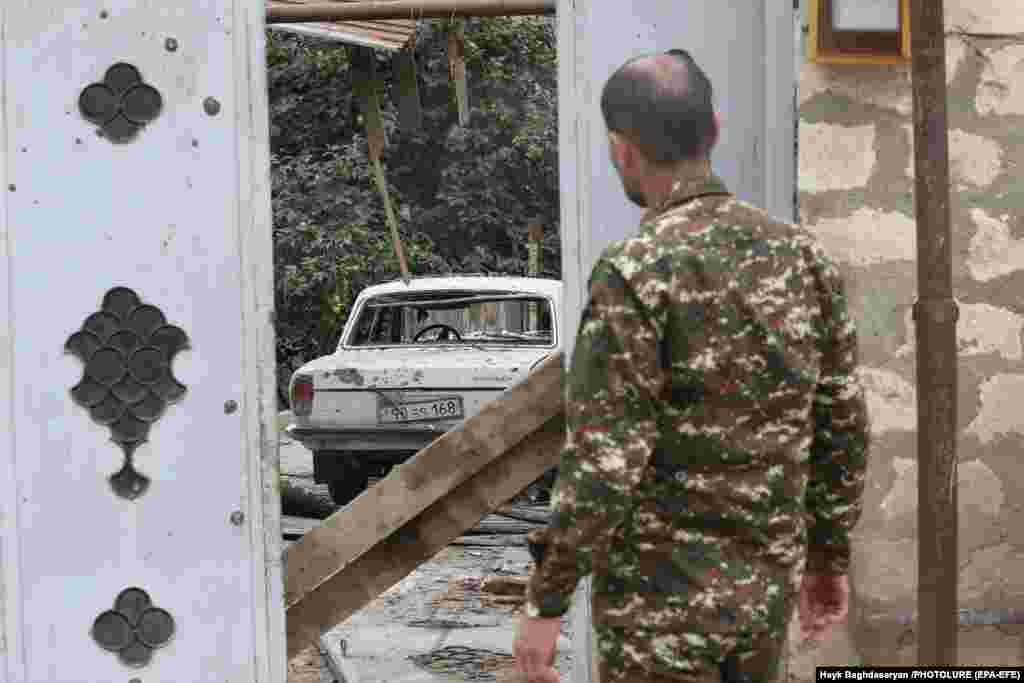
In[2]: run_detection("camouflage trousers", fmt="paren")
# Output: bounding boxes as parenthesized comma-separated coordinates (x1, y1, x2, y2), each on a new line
(592, 601, 794, 683)
(594, 627, 790, 683)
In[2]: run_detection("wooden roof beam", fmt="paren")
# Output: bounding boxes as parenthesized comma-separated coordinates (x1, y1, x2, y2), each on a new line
(267, 0, 556, 24)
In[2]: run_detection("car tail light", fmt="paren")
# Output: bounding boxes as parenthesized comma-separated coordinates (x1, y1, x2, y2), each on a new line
(291, 374, 314, 417)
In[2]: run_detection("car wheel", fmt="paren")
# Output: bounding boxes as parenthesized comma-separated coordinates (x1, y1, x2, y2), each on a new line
(327, 469, 369, 507)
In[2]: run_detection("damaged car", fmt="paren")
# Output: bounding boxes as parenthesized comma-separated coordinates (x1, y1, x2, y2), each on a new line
(287, 275, 563, 505)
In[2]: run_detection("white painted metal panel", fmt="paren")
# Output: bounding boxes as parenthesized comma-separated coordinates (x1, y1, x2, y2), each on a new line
(557, 3, 796, 682)
(558, 0, 796, 363)
(0, 2, 284, 682)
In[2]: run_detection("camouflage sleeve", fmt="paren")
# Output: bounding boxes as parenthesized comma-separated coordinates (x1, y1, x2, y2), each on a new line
(805, 252, 871, 575)
(524, 255, 667, 618)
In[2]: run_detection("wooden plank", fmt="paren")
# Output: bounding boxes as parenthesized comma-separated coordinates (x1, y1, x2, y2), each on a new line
(283, 352, 563, 611)
(286, 412, 565, 658)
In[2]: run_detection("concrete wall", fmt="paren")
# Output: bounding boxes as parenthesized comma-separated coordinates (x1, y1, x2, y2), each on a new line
(791, 0, 1024, 673)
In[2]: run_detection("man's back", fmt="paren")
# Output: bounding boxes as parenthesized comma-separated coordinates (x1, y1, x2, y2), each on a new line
(527, 178, 869, 681)
(517, 48, 867, 683)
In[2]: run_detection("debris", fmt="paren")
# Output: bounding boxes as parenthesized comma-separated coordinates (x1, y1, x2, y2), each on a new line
(457, 576, 483, 591)
(451, 534, 528, 548)
(465, 515, 541, 536)
(487, 594, 525, 606)
(497, 504, 550, 526)
(481, 575, 528, 596)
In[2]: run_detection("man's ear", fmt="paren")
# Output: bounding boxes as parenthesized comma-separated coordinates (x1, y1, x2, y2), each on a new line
(608, 130, 626, 166)
(609, 131, 640, 172)
(709, 111, 721, 152)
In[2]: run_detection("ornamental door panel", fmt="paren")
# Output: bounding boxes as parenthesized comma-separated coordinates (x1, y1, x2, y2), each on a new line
(0, 2, 283, 681)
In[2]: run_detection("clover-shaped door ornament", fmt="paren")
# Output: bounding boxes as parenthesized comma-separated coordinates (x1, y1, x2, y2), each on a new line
(79, 63, 163, 143)
(92, 588, 176, 668)
(66, 287, 189, 500)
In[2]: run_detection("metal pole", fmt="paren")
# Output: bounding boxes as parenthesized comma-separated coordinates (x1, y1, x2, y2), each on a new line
(909, 0, 959, 667)
(266, 0, 555, 24)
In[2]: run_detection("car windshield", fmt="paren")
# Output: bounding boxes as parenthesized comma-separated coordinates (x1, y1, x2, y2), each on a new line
(346, 291, 555, 347)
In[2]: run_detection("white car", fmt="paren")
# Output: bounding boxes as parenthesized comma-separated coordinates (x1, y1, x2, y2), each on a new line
(287, 275, 563, 505)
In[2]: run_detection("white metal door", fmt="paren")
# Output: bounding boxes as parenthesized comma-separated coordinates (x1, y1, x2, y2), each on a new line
(0, 2, 284, 682)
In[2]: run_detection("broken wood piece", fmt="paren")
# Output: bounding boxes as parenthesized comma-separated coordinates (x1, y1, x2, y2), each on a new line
(394, 48, 423, 131)
(447, 20, 470, 125)
(481, 575, 528, 596)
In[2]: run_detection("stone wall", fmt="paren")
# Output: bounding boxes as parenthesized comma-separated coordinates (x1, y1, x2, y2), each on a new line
(790, 0, 1024, 672)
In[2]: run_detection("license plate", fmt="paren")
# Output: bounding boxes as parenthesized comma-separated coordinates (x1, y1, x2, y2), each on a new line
(377, 396, 465, 424)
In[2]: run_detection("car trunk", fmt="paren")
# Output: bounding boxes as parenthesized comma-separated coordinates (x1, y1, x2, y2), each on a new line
(300, 346, 551, 430)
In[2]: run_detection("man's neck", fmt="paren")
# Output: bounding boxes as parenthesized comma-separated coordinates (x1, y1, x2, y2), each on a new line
(640, 158, 712, 212)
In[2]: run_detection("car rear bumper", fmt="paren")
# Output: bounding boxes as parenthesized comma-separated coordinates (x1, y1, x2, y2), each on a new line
(286, 425, 448, 453)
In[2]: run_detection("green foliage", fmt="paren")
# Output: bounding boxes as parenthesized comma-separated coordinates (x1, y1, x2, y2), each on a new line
(267, 18, 560, 401)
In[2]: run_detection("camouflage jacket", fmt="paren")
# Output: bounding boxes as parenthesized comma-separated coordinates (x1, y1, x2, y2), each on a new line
(524, 170, 869, 668)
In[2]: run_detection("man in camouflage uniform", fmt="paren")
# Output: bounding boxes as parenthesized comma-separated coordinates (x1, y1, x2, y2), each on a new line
(512, 49, 870, 683)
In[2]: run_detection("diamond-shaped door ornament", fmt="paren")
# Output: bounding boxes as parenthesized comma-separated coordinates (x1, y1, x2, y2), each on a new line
(66, 287, 189, 500)
(79, 63, 163, 143)
(92, 588, 176, 668)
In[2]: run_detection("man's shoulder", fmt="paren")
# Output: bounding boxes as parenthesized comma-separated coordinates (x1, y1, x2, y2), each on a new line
(653, 197, 837, 264)
(596, 233, 698, 287)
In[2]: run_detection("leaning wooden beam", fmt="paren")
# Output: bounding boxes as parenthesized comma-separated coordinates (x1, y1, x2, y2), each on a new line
(267, 0, 556, 24)
(288, 415, 563, 655)
(284, 352, 564, 658)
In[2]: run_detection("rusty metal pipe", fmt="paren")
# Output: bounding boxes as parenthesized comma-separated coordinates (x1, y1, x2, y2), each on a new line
(266, 0, 555, 24)
(909, 0, 959, 667)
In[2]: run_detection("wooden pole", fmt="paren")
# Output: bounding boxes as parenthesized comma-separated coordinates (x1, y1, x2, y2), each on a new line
(527, 222, 542, 329)
(527, 222, 543, 276)
(266, 0, 555, 24)
(909, 0, 959, 666)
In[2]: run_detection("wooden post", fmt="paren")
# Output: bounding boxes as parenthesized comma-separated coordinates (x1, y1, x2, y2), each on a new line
(528, 222, 543, 276)
(527, 221, 543, 330)
(909, 0, 959, 666)
(266, 0, 556, 24)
